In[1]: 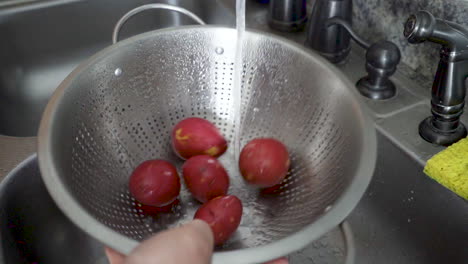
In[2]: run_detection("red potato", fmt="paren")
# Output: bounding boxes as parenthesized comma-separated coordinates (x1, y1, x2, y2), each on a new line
(239, 138, 290, 188)
(260, 182, 283, 195)
(194, 195, 243, 245)
(134, 199, 180, 216)
(183, 155, 230, 203)
(171, 117, 227, 160)
(129, 160, 181, 207)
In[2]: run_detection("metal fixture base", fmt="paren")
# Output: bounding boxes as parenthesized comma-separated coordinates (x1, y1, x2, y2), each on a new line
(419, 117, 467, 146)
(268, 17, 307, 32)
(356, 77, 396, 100)
(317, 47, 351, 64)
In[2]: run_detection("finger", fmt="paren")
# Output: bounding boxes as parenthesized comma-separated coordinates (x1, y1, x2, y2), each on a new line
(264, 257, 289, 264)
(125, 219, 214, 264)
(105, 247, 126, 264)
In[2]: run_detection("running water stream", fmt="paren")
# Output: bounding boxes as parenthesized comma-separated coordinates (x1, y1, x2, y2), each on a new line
(233, 0, 246, 160)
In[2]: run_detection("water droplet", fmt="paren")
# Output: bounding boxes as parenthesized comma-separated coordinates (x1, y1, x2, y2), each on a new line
(407, 218, 411, 223)
(253, 107, 260, 112)
(143, 216, 153, 226)
(114, 68, 122, 76)
(215, 47, 224, 55)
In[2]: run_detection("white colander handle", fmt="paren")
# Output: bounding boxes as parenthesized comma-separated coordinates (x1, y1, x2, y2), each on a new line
(112, 4, 206, 44)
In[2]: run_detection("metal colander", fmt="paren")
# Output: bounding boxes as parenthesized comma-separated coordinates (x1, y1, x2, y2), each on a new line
(38, 11, 376, 264)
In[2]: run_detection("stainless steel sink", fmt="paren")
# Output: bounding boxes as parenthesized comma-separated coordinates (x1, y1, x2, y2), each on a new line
(1, 133, 466, 264)
(348, 132, 468, 264)
(0, 154, 346, 264)
(0, 155, 108, 264)
(0, 0, 234, 137)
(0, 0, 466, 263)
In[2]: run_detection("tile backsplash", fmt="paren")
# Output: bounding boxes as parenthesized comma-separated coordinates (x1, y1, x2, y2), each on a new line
(353, 0, 468, 89)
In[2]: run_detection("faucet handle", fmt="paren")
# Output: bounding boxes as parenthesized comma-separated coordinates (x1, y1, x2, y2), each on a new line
(357, 41, 401, 100)
(327, 18, 401, 100)
(366, 41, 401, 70)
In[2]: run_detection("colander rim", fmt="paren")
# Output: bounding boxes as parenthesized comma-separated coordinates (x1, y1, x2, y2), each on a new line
(38, 25, 377, 264)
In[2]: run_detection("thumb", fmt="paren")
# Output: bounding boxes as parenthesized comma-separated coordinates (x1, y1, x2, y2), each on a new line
(125, 219, 214, 264)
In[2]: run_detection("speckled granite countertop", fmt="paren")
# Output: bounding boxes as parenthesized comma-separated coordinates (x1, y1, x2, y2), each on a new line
(0, 136, 36, 180)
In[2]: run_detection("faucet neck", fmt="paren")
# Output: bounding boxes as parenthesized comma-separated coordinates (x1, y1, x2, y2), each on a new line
(305, 0, 353, 64)
(431, 20, 468, 52)
(440, 46, 468, 62)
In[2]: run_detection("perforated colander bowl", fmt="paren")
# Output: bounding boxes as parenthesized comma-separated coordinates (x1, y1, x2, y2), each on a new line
(38, 25, 376, 263)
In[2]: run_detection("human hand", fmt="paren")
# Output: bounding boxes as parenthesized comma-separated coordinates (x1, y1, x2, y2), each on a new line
(105, 219, 288, 264)
(105, 220, 213, 264)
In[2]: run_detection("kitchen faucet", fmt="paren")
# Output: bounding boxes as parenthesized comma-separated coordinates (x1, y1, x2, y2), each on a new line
(305, 0, 352, 64)
(268, 0, 308, 32)
(404, 11, 468, 146)
(304, 0, 401, 100)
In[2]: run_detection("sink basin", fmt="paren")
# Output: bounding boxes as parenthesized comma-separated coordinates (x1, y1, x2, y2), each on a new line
(0, 0, 234, 137)
(1, 155, 350, 264)
(1, 132, 466, 263)
(0, 155, 107, 264)
(348, 132, 468, 264)
(1, 0, 466, 263)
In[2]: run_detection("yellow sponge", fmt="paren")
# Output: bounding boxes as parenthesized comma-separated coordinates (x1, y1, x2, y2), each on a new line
(424, 138, 468, 200)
